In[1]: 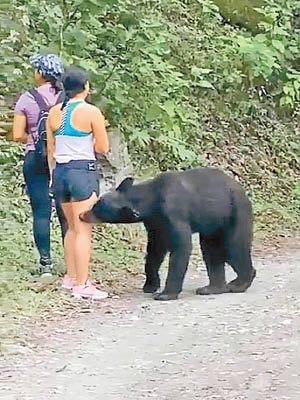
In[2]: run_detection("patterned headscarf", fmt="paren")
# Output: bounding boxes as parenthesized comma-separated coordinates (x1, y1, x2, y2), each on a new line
(29, 53, 64, 79)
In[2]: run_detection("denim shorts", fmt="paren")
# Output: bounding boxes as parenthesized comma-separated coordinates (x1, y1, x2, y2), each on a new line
(53, 160, 100, 203)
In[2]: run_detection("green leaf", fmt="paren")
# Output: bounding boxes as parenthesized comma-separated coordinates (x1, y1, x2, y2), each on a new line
(78, 59, 99, 74)
(115, 92, 128, 104)
(130, 129, 151, 146)
(162, 100, 175, 118)
(255, 34, 267, 43)
(198, 80, 214, 89)
(146, 104, 161, 121)
(272, 40, 285, 53)
(191, 66, 212, 76)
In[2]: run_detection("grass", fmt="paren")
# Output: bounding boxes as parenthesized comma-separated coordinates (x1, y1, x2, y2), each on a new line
(0, 217, 145, 353)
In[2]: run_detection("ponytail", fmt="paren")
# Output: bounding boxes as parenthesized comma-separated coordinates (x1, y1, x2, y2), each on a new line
(60, 67, 89, 110)
(60, 94, 70, 110)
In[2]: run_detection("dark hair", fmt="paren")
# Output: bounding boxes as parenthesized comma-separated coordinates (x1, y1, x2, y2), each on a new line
(61, 67, 88, 110)
(43, 74, 62, 94)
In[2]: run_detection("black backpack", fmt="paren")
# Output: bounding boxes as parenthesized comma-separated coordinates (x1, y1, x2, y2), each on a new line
(29, 89, 63, 175)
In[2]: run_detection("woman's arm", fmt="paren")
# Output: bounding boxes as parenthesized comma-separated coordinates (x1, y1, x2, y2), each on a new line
(46, 109, 55, 171)
(12, 113, 27, 143)
(91, 107, 109, 154)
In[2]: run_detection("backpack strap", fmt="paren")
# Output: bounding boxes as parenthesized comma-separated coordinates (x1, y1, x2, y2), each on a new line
(28, 88, 48, 111)
(56, 90, 65, 105)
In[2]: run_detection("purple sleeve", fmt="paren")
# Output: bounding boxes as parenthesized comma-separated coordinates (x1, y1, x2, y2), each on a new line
(14, 92, 29, 114)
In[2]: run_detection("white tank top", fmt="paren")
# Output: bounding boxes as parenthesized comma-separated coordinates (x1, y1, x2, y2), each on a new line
(54, 100, 96, 163)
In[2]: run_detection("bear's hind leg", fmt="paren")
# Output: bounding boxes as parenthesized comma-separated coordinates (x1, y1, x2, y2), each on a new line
(143, 229, 167, 294)
(225, 222, 256, 293)
(226, 249, 256, 293)
(196, 232, 229, 295)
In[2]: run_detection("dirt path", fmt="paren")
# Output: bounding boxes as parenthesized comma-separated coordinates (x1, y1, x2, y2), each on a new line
(1, 244, 300, 400)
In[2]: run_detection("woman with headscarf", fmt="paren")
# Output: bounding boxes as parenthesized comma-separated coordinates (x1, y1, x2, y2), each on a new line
(13, 53, 66, 275)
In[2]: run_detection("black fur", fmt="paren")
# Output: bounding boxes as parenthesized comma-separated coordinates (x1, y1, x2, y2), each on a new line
(80, 167, 256, 301)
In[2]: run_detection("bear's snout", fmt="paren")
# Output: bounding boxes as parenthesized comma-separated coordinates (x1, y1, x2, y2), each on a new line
(79, 210, 98, 223)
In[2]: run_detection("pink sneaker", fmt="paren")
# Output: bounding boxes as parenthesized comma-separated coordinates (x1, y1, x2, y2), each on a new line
(72, 280, 108, 300)
(62, 274, 75, 289)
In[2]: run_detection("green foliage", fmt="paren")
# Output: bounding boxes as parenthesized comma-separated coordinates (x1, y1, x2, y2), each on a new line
(0, 0, 299, 312)
(213, 0, 265, 31)
(232, 0, 300, 109)
(1, 0, 300, 163)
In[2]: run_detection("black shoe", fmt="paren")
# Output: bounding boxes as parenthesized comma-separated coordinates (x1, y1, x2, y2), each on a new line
(39, 257, 53, 276)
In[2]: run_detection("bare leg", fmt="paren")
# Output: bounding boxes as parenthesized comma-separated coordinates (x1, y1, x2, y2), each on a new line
(61, 203, 76, 280)
(62, 192, 98, 285)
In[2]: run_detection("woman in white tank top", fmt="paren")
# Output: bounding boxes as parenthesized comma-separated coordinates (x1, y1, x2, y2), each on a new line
(47, 67, 109, 300)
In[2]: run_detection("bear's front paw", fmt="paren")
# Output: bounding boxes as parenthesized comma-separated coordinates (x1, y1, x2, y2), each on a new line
(143, 283, 160, 294)
(153, 292, 178, 301)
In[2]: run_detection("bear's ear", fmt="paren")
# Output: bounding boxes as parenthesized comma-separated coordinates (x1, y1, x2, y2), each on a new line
(116, 177, 134, 192)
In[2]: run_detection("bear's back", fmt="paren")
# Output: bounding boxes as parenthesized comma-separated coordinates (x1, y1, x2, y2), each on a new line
(145, 168, 247, 234)
(152, 167, 238, 198)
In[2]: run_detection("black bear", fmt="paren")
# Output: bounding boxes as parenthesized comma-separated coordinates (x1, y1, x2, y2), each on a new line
(80, 167, 256, 301)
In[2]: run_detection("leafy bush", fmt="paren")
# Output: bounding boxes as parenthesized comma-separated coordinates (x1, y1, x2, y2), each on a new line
(0, 0, 299, 219)
(0, 0, 299, 333)
(0, 0, 299, 244)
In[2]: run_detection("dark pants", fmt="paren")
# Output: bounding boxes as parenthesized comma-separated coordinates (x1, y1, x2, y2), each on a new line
(23, 151, 67, 261)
